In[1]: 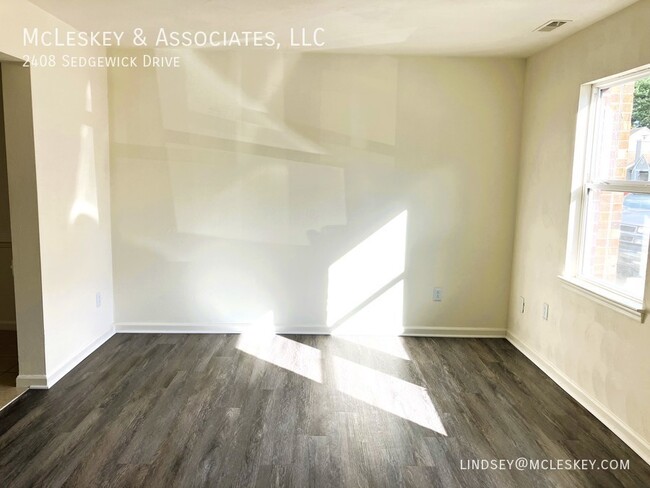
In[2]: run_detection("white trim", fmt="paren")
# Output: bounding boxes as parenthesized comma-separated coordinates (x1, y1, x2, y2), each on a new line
(277, 326, 330, 335)
(506, 331, 650, 466)
(17, 327, 115, 389)
(115, 323, 248, 334)
(402, 327, 506, 338)
(15, 374, 48, 389)
(588, 181, 650, 194)
(558, 275, 645, 321)
(564, 84, 595, 279)
(592, 64, 650, 88)
(114, 322, 506, 338)
(45, 327, 115, 388)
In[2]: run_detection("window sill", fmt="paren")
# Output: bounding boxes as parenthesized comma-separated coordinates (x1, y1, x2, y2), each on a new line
(558, 275, 646, 322)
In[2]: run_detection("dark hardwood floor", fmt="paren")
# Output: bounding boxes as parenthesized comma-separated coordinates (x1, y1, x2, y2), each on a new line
(0, 334, 648, 487)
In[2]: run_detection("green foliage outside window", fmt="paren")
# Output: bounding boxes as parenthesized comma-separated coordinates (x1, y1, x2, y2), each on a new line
(633, 78, 650, 128)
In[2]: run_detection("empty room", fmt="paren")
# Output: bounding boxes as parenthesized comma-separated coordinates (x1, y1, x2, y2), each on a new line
(0, 0, 649, 486)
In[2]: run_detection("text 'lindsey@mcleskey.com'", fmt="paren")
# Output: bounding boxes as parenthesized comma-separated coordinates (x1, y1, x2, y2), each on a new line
(460, 458, 631, 471)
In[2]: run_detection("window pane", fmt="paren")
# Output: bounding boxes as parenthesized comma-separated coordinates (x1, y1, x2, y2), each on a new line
(593, 76, 650, 182)
(582, 190, 650, 299)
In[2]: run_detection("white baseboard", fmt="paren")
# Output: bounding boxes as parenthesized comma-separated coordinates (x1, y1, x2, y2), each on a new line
(405, 327, 506, 337)
(115, 322, 506, 338)
(17, 327, 115, 390)
(506, 331, 650, 466)
(115, 323, 247, 334)
(15, 374, 48, 389)
(45, 327, 115, 388)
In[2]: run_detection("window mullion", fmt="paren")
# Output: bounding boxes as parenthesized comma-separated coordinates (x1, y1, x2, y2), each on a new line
(587, 182, 650, 194)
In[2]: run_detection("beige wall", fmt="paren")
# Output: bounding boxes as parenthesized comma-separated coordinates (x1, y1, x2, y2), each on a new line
(0, 68, 16, 330)
(0, 62, 46, 377)
(109, 50, 524, 333)
(0, 0, 114, 383)
(509, 0, 650, 460)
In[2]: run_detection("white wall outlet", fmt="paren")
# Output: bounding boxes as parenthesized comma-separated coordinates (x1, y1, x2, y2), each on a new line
(519, 296, 525, 314)
(96, 292, 102, 308)
(433, 288, 443, 301)
(542, 303, 549, 321)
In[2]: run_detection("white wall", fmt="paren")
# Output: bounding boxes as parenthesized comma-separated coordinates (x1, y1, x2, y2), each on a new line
(0, 62, 46, 378)
(0, 68, 16, 331)
(109, 50, 524, 334)
(509, 0, 650, 462)
(0, 0, 114, 385)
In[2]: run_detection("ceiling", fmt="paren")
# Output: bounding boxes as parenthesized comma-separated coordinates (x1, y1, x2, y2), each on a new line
(28, 0, 639, 56)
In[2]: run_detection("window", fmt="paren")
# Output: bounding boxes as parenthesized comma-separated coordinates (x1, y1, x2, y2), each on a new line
(564, 67, 650, 315)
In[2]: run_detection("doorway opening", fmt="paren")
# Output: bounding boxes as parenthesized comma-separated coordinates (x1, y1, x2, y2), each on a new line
(0, 63, 28, 409)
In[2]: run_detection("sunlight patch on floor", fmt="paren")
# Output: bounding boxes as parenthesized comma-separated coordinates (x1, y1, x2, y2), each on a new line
(333, 355, 446, 435)
(334, 334, 411, 360)
(237, 314, 323, 383)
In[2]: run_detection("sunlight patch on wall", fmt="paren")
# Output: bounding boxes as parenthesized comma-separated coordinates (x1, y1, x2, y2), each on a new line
(333, 355, 446, 435)
(332, 279, 404, 335)
(327, 211, 407, 329)
(157, 50, 325, 155)
(69, 124, 99, 224)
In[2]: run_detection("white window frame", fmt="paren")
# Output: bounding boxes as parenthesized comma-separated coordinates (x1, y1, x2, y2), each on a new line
(562, 65, 650, 322)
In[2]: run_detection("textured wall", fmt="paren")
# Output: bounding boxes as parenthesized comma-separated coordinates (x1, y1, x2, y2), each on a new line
(109, 51, 524, 332)
(509, 0, 650, 454)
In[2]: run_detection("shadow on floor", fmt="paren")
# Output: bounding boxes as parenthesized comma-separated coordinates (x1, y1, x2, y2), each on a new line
(0, 330, 26, 410)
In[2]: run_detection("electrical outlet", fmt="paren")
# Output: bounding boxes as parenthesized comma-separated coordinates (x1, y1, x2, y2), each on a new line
(519, 296, 525, 314)
(96, 292, 102, 308)
(542, 303, 549, 321)
(433, 288, 443, 302)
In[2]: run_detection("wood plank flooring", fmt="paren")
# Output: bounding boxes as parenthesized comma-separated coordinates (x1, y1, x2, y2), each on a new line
(0, 334, 648, 487)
